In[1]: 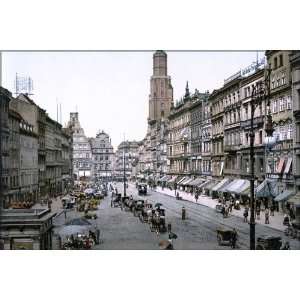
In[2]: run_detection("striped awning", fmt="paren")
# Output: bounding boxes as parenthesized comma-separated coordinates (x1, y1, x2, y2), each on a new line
(255, 179, 277, 198)
(180, 177, 194, 186)
(211, 178, 231, 192)
(232, 180, 250, 195)
(177, 176, 187, 184)
(274, 190, 295, 202)
(205, 180, 218, 191)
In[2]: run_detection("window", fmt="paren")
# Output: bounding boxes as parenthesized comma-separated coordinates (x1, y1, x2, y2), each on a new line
(279, 54, 283, 67)
(274, 57, 278, 69)
(272, 99, 278, 113)
(287, 124, 293, 139)
(287, 96, 292, 109)
(259, 131, 263, 144)
(271, 76, 275, 89)
(277, 77, 281, 87)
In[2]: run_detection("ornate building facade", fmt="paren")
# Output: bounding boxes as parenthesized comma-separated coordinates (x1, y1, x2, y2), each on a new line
(67, 112, 92, 181)
(89, 130, 114, 182)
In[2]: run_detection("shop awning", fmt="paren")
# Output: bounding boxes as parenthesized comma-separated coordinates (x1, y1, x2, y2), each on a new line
(276, 158, 285, 173)
(255, 179, 278, 198)
(205, 180, 218, 191)
(185, 178, 197, 186)
(177, 176, 187, 185)
(274, 190, 295, 202)
(225, 179, 246, 194)
(284, 157, 292, 174)
(167, 176, 178, 184)
(199, 179, 213, 189)
(211, 178, 231, 192)
(188, 178, 205, 186)
(157, 175, 168, 182)
(232, 180, 250, 195)
(241, 187, 250, 197)
(178, 177, 189, 185)
(180, 178, 194, 186)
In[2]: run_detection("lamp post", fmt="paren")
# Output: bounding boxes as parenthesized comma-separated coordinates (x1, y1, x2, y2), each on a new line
(249, 65, 274, 250)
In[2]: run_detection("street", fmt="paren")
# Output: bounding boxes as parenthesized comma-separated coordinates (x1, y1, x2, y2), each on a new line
(52, 183, 300, 250)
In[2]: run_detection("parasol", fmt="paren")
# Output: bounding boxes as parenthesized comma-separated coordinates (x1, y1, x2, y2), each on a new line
(65, 218, 92, 226)
(58, 225, 90, 237)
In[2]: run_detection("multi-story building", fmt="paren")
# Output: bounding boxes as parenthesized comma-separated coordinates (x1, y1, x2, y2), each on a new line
(19, 117, 39, 203)
(190, 89, 210, 176)
(201, 94, 212, 177)
(222, 75, 242, 179)
(115, 141, 139, 179)
(67, 112, 92, 181)
(168, 83, 192, 176)
(45, 115, 63, 197)
(239, 68, 266, 183)
(210, 86, 225, 179)
(0, 87, 11, 208)
(9, 93, 48, 199)
(265, 51, 293, 191)
(7, 109, 21, 207)
(89, 130, 114, 182)
(61, 128, 73, 193)
(290, 51, 300, 191)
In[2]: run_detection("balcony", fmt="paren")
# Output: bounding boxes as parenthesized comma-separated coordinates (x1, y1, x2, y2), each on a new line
(240, 116, 264, 130)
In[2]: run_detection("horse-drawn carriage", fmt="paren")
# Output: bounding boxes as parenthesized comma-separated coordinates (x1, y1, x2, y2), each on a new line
(256, 235, 282, 250)
(149, 207, 167, 233)
(111, 193, 122, 207)
(139, 203, 153, 223)
(138, 184, 147, 196)
(217, 228, 235, 246)
(132, 200, 145, 216)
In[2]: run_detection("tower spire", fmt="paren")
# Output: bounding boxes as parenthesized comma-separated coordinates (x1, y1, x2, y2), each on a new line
(184, 81, 190, 100)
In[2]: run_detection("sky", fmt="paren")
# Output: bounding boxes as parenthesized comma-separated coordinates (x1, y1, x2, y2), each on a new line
(1, 51, 264, 149)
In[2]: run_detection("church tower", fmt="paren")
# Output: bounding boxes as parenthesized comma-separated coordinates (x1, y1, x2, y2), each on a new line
(148, 50, 173, 123)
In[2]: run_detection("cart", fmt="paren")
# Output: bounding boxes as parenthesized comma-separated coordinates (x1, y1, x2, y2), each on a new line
(217, 228, 234, 246)
(256, 235, 282, 250)
(138, 184, 147, 195)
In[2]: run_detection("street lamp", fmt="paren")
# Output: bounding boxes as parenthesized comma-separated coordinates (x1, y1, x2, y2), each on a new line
(249, 65, 273, 250)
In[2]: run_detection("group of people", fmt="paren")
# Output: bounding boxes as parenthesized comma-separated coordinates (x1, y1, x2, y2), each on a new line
(61, 230, 100, 250)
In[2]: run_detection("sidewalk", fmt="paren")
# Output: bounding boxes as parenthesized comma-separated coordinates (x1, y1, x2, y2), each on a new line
(152, 185, 286, 232)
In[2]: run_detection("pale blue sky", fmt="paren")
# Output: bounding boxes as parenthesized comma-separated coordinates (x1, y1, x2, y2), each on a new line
(1, 51, 264, 149)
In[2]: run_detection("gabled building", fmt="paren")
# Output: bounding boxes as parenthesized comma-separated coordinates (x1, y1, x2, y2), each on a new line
(67, 112, 92, 181)
(89, 130, 114, 182)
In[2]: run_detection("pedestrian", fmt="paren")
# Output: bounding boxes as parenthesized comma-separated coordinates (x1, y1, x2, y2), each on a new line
(195, 192, 199, 203)
(182, 206, 186, 220)
(265, 208, 270, 224)
(64, 208, 67, 219)
(231, 228, 238, 249)
(270, 203, 275, 216)
(243, 208, 248, 223)
(256, 206, 260, 220)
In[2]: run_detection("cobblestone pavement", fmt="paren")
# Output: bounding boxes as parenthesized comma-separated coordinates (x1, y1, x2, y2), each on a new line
(51, 184, 300, 250)
(123, 183, 300, 250)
